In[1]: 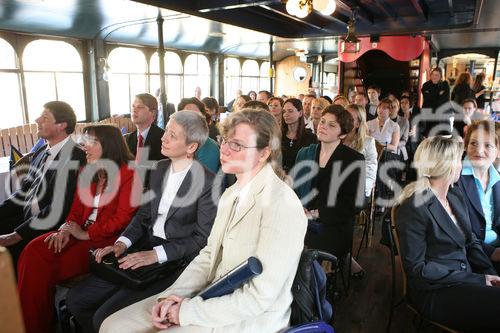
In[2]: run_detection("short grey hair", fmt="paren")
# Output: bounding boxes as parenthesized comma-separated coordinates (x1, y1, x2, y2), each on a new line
(169, 110, 208, 151)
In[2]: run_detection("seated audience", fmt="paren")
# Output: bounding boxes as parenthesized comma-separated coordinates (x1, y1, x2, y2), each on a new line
(257, 90, 272, 104)
(332, 95, 349, 108)
(457, 120, 500, 258)
(367, 98, 400, 154)
(248, 90, 257, 101)
(267, 97, 284, 126)
(66, 111, 218, 333)
(201, 97, 221, 140)
(243, 100, 269, 111)
(0, 101, 86, 265)
(344, 104, 378, 198)
(178, 98, 220, 173)
(281, 98, 317, 173)
(17, 125, 139, 333)
(453, 98, 484, 138)
(306, 97, 330, 134)
(302, 94, 315, 125)
(233, 94, 252, 113)
(125, 93, 165, 163)
(366, 86, 381, 121)
(294, 105, 365, 270)
(100, 109, 307, 333)
(390, 98, 410, 162)
(396, 135, 500, 331)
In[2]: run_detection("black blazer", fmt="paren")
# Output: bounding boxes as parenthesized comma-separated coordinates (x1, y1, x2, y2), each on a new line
(125, 124, 165, 162)
(457, 174, 500, 257)
(396, 187, 495, 292)
(0, 139, 86, 240)
(120, 159, 218, 262)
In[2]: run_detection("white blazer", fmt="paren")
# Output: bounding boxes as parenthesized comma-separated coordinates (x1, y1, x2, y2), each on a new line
(101, 163, 307, 333)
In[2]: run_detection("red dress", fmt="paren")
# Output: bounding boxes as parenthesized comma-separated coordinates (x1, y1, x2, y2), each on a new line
(17, 164, 140, 333)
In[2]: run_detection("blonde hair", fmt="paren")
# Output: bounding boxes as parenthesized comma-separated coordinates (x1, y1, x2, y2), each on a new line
(346, 104, 367, 152)
(312, 97, 330, 110)
(397, 136, 464, 204)
(220, 108, 286, 180)
(332, 95, 349, 108)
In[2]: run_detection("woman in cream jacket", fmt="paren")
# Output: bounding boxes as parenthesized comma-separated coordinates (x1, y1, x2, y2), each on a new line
(100, 109, 307, 333)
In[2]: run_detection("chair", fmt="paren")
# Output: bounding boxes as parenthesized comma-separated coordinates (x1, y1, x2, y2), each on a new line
(387, 206, 459, 333)
(0, 247, 25, 333)
(283, 249, 337, 333)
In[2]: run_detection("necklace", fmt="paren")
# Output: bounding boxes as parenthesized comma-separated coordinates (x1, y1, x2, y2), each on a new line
(289, 138, 294, 147)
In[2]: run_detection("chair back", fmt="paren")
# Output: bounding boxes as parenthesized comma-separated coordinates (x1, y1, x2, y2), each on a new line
(390, 205, 407, 295)
(0, 247, 25, 333)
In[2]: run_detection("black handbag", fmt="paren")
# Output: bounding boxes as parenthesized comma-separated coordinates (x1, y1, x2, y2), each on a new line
(89, 250, 181, 290)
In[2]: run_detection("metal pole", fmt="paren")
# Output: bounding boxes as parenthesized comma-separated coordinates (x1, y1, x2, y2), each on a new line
(269, 37, 274, 94)
(489, 50, 498, 111)
(157, 9, 167, 120)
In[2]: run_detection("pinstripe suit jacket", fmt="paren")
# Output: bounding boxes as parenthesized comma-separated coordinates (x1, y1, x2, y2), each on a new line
(157, 163, 307, 333)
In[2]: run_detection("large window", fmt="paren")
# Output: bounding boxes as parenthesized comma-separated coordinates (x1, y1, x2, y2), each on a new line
(184, 54, 210, 99)
(107, 47, 147, 116)
(241, 60, 259, 95)
(224, 58, 241, 104)
(260, 61, 271, 93)
(150, 51, 183, 108)
(23, 39, 85, 122)
(0, 38, 23, 128)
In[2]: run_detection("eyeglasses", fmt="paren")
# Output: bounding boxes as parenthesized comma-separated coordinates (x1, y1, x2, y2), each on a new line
(217, 136, 263, 152)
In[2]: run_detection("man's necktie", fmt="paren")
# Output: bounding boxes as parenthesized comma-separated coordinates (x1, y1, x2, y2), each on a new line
(136, 133, 144, 162)
(24, 149, 51, 216)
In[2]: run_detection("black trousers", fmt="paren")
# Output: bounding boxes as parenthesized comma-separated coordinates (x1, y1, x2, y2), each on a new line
(410, 284, 500, 332)
(66, 268, 183, 333)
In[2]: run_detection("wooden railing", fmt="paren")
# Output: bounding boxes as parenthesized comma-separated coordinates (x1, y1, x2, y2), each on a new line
(0, 116, 135, 157)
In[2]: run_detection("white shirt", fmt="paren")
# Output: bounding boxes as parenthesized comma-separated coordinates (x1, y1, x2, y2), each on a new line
(116, 163, 191, 264)
(138, 127, 150, 142)
(367, 118, 400, 151)
(31, 136, 70, 215)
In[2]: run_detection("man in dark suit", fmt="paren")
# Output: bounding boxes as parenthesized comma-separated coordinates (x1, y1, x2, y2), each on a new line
(125, 93, 165, 163)
(67, 159, 218, 333)
(125, 93, 165, 189)
(0, 101, 86, 264)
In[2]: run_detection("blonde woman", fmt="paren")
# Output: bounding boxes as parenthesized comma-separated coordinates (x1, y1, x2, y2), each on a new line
(101, 109, 307, 333)
(396, 136, 500, 331)
(344, 104, 377, 198)
(332, 95, 349, 108)
(306, 97, 330, 134)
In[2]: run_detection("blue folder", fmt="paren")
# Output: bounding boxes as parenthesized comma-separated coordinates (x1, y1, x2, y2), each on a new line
(198, 257, 262, 300)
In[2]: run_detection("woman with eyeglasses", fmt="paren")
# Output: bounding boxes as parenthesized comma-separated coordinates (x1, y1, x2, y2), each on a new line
(294, 105, 365, 269)
(101, 109, 307, 333)
(457, 120, 500, 260)
(281, 98, 317, 173)
(17, 125, 139, 333)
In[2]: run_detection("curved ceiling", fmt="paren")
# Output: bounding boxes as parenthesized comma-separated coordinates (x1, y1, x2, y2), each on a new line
(0, 0, 498, 61)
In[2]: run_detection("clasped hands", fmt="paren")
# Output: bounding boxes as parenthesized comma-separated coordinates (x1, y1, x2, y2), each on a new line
(152, 295, 185, 330)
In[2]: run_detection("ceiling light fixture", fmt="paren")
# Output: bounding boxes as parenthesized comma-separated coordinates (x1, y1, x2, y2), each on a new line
(285, 0, 336, 18)
(340, 11, 360, 53)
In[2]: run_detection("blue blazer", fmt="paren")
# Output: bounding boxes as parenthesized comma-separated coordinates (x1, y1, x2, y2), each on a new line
(457, 175, 500, 257)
